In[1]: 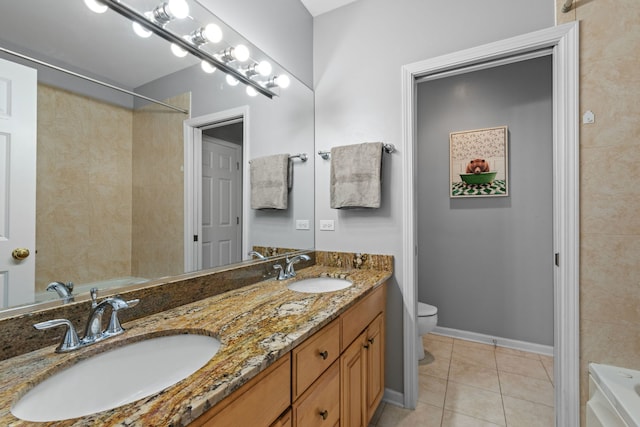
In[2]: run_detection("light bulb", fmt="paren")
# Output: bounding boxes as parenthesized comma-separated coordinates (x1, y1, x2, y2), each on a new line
(203, 23, 223, 43)
(233, 44, 250, 62)
(246, 86, 258, 97)
(167, 0, 189, 19)
(256, 61, 272, 76)
(170, 43, 188, 58)
(275, 74, 290, 89)
(201, 61, 216, 74)
(133, 20, 152, 38)
(84, 0, 108, 13)
(226, 75, 239, 86)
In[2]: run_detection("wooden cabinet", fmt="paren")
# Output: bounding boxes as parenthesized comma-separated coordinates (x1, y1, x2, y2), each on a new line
(365, 313, 385, 422)
(292, 319, 340, 400)
(193, 282, 386, 427)
(191, 353, 291, 427)
(292, 361, 340, 427)
(340, 286, 386, 427)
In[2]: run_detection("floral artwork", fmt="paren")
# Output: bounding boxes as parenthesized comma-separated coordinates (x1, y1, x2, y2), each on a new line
(449, 126, 508, 198)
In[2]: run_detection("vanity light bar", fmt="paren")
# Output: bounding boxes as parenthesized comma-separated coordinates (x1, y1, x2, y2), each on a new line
(100, 0, 278, 99)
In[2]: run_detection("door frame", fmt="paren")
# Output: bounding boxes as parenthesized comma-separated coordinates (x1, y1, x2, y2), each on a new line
(401, 22, 579, 426)
(183, 106, 250, 272)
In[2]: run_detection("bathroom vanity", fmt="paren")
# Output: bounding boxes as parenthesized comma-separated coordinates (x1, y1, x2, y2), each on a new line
(0, 255, 392, 426)
(192, 283, 386, 427)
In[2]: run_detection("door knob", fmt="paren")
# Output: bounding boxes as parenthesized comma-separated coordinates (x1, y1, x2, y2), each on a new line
(12, 248, 30, 260)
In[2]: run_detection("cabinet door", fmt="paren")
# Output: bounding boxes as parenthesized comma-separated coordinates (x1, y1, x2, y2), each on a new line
(365, 313, 385, 421)
(340, 331, 367, 427)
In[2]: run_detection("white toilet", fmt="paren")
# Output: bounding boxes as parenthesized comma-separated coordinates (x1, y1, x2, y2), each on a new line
(417, 302, 438, 360)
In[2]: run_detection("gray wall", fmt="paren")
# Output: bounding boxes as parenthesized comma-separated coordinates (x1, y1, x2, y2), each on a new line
(313, 0, 555, 395)
(200, 0, 313, 88)
(417, 56, 554, 346)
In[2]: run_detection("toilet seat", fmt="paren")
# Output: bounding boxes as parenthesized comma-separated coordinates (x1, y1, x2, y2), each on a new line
(418, 302, 437, 317)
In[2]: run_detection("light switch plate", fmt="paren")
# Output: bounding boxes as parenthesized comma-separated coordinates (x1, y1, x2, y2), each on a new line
(319, 220, 335, 231)
(296, 220, 310, 230)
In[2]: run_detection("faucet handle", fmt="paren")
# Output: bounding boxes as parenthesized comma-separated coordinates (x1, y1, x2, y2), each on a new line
(106, 297, 140, 335)
(90, 287, 98, 308)
(273, 264, 287, 280)
(34, 319, 80, 353)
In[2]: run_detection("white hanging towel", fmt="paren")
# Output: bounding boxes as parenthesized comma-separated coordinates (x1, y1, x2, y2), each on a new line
(250, 153, 290, 210)
(330, 142, 383, 209)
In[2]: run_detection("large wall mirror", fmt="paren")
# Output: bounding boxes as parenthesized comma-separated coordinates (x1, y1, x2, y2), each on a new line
(0, 0, 314, 313)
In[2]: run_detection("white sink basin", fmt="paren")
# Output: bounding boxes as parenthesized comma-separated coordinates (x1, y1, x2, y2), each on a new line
(287, 277, 352, 293)
(11, 334, 221, 422)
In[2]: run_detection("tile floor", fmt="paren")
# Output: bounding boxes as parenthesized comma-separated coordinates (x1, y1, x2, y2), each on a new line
(369, 334, 555, 427)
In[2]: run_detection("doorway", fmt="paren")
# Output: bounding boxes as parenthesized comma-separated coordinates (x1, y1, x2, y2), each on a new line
(184, 107, 249, 273)
(401, 23, 579, 426)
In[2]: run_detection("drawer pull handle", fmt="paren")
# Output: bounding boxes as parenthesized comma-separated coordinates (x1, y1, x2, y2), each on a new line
(368, 337, 375, 344)
(364, 344, 370, 349)
(319, 350, 329, 360)
(319, 410, 329, 420)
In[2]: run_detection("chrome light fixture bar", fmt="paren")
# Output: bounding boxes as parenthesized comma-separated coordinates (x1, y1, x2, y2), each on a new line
(100, 0, 278, 99)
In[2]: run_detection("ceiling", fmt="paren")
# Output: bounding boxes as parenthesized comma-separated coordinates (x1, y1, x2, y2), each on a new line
(299, 0, 358, 17)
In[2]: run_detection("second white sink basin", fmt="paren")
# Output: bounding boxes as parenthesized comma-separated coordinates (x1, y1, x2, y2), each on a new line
(11, 333, 221, 422)
(287, 277, 352, 293)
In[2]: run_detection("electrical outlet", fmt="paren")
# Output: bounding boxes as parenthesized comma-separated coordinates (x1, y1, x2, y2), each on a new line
(296, 219, 310, 230)
(319, 220, 335, 231)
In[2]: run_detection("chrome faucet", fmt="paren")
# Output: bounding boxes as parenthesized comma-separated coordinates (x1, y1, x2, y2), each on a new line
(33, 288, 139, 353)
(248, 250, 266, 260)
(83, 289, 139, 343)
(274, 254, 311, 280)
(46, 281, 74, 303)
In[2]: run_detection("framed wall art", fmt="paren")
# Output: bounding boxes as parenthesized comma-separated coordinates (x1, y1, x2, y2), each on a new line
(449, 126, 509, 198)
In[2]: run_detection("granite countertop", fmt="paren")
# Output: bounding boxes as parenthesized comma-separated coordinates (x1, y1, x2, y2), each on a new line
(0, 265, 391, 426)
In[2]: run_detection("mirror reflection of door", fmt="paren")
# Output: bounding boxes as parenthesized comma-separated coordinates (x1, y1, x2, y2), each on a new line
(0, 58, 37, 308)
(200, 121, 243, 269)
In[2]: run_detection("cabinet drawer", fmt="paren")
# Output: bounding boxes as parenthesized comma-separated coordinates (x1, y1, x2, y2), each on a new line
(293, 361, 340, 427)
(292, 319, 340, 400)
(193, 354, 291, 427)
(341, 284, 385, 351)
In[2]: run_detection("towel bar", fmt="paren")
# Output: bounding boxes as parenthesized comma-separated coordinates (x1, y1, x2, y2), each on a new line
(318, 143, 395, 160)
(289, 153, 308, 162)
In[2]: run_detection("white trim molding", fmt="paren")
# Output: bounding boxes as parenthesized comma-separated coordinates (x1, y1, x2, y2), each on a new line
(401, 22, 579, 426)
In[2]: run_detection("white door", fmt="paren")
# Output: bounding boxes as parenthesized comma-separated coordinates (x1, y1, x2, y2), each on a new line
(201, 137, 242, 268)
(0, 58, 37, 308)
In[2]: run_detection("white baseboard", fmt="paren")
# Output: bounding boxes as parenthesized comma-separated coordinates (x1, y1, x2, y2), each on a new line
(382, 387, 404, 408)
(432, 326, 553, 357)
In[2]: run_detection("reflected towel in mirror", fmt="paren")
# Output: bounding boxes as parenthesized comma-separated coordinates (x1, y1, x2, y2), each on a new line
(250, 153, 291, 210)
(330, 142, 383, 209)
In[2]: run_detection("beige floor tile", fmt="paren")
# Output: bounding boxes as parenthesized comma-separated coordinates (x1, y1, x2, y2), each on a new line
(418, 373, 448, 407)
(496, 353, 549, 380)
(452, 345, 497, 370)
(376, 401, 443, 427)
(540, 355, 554, 383)
(442, 410, 504, 426)
(427, 333, 455, 344)
(503, 396, 554, 426)
(495, 346, 542, 360)
(419, 353, 451, 380)
(424, 336, 454, 359)
(499, 371, 554, 407)
(444, 382, 506, 426)
(453, 338, 496, 353)
(449, 359, 501, 392)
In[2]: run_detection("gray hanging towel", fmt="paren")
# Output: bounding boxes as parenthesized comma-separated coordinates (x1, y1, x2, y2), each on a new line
(330, 142, 383, 209)
(250, 153, 290, 210)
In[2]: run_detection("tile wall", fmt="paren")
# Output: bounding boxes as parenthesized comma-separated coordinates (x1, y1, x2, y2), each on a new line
(556, 0, 640, 423)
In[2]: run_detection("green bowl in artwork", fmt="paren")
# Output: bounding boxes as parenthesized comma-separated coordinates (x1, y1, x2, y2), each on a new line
(460, 171, 497, 185)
